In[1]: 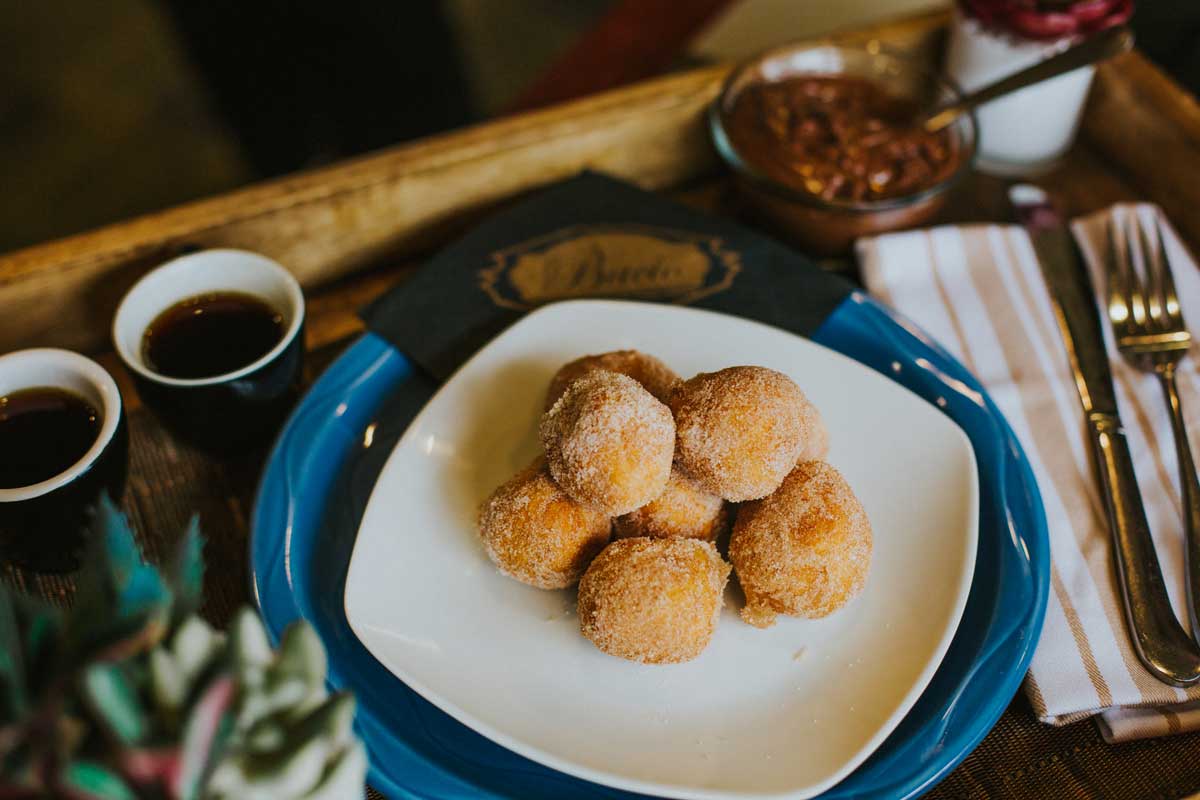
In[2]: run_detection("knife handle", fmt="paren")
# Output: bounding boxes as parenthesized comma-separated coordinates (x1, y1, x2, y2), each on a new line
(1089, 412, 1200, 686)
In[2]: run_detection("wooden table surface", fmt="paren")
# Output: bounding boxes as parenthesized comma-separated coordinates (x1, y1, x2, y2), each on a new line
(5, 8, 1200, 799)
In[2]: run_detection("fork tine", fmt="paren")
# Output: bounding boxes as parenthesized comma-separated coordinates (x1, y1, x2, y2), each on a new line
(1122, 207, 1149, 331)
(1134, 209, 1168, 332)
(1150, 211, 1186, 328)
(1106, 211, 1132, 333)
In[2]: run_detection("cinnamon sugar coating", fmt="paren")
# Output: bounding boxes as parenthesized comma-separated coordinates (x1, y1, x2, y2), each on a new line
(478, 461, 612, 589)
(545, 350, 680, 410)
(670, 366, 827, 501)
(541, 371, 675, 515)
(730, 460, 871, 627)
(613, 467, 729, 542)
(578, 537, 731, 663)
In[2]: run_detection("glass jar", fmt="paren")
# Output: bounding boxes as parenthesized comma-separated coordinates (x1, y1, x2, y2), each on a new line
(710, 43, 976, 255)
(945, 7, 1095, 175)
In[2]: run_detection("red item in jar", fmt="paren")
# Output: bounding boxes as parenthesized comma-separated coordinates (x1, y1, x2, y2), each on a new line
(723, 75, 962, 204)
(960, 0, 1133, 41)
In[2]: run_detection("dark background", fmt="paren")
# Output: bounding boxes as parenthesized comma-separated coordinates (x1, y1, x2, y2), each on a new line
(1, 0, 1196, 255)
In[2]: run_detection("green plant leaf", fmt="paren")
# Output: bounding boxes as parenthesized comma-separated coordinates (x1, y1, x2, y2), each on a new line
(235, 674, 309, 734)
(73, 497, 138, 607)
(274, 623, 326, 690)
(149, 615, 224, 726)
(0, 590, 66, 727)
(21, 597, 62, 675)
(304, 739, 368, 800)
(149, 647, 187, 717)
(71, 499, 184, 668)
(198, 608, 368, 799)
(80, 664, 147, 746)
(171, 616, 222, 684)
(61, 760, 138, 800)
(167, 516, 205, 625)
(0, 587, 27, 723)
(177, 675, 235, 800)
(206, 730, 330, 800)
(68, 499, 172, 661)
(229, 610, 272, 678)
(105, 520, 168, 624)
(287, 694, 356, 754)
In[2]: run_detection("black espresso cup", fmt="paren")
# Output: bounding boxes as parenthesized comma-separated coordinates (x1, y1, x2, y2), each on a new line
(112, 249, 305, 451)
(0, 348, 128, 572)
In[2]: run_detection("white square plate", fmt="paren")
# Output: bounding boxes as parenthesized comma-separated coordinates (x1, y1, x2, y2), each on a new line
(344, 300, 978, 800)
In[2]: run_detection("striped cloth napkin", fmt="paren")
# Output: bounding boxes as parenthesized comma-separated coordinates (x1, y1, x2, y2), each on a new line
(857, 204, 1200, 743)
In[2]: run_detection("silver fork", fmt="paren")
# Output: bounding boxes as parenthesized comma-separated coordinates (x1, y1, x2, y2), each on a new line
(1106, 207, 1200, 636)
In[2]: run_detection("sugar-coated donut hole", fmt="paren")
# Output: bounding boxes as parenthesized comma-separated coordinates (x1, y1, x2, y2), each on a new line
(578, 537, 731, 663)
(730, 460, 872, 627)
(540, 370, 674, 516)
(613, 467, 729, 542)
(545, 349, 680, 411)
(671, 366, 827, 502)
(478, 461, 612, 589)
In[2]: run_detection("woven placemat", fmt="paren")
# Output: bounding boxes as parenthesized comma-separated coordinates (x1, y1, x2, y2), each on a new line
(6, 340, 1200, 800)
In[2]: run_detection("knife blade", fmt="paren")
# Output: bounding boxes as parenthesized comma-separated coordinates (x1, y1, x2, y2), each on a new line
(1011, 184, 1200, 687)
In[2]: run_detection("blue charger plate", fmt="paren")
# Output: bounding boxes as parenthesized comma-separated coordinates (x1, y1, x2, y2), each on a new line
(251, 291, 1049, 799)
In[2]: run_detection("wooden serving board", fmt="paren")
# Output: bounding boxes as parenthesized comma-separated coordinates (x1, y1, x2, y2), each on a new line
(6, 8, 1198, 363)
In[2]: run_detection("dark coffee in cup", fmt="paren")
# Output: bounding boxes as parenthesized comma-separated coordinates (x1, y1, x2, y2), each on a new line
(0, 349, 128, 572)
(143, 292, 286, 380)
(112, 249, 306, 452)
(0, 388, 101, 490)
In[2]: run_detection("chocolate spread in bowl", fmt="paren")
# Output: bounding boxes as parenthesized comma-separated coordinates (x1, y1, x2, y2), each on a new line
(724, 75, 961, 204)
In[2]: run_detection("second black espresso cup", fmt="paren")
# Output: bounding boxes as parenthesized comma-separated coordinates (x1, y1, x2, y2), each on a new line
(0, 348, 128, 571)
(112, 249, 305, 451)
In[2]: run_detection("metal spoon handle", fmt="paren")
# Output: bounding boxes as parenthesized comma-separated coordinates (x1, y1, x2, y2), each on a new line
(924, 25, 1134, 133)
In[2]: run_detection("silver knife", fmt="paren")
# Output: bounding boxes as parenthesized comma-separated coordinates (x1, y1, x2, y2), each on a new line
(1011, 185, 1200, 687)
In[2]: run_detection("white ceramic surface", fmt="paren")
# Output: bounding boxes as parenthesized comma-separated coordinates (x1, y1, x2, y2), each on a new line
(0, 349, 122, 501)
(111, 249, 304, 387)
(944, 8, 1095, 175)
(344, 301, 979, 800)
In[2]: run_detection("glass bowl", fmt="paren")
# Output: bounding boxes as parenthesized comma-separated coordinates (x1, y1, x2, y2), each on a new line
(710, 42, 978, 255)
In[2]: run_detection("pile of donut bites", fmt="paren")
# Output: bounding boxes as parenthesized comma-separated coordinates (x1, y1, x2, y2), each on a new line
(478, 350, 873, 664)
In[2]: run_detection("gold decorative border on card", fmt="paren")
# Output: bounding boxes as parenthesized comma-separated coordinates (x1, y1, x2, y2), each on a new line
(479, 224, 742, 311)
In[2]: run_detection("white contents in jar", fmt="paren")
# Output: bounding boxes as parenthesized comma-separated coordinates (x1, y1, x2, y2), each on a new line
(945, 8, 1095, 175)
